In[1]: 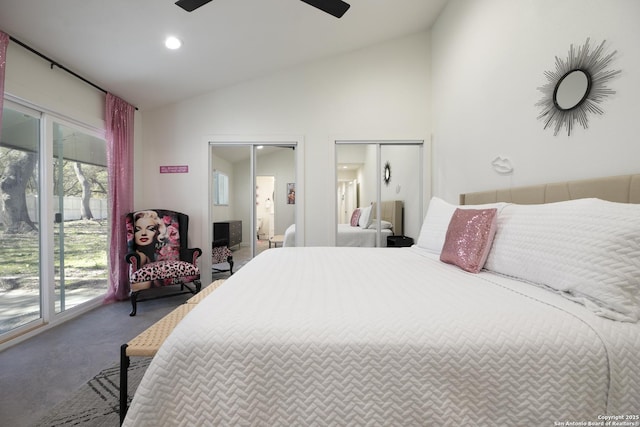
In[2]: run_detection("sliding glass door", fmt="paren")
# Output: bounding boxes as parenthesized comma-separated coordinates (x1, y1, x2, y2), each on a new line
(0, 100, 108, 342)
(52, 121, 108, 313)
(0, 103, 41, 334)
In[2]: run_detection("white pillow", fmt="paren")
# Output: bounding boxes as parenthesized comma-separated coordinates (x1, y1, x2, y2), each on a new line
(358, 205, 373, 228)
(485, 198, 640, 322)
(416, 197, 508, 254)
(367, 220, 393, 229)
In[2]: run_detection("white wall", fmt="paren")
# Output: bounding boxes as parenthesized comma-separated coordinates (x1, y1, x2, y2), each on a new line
(4, 43, 105, 130)
(140, 31, 432, 258)
(431, 0, 640, 203)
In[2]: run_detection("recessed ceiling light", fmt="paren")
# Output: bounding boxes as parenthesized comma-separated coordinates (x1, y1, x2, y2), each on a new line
(165, 36, 182, 50)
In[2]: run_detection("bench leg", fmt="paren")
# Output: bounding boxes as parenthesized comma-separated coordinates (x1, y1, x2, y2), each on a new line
(120, 344, 130, 425)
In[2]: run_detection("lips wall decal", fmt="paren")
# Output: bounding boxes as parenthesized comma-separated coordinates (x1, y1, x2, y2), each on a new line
(491, 157, 514, 175)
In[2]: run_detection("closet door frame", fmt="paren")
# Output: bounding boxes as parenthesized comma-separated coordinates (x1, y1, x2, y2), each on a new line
(208, 136, 304, 282)
(333, 139, 428, 247)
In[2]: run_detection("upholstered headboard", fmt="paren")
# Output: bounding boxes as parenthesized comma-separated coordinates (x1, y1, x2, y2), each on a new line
(460, 173, 640, 205)
(372, 200, 403, 235)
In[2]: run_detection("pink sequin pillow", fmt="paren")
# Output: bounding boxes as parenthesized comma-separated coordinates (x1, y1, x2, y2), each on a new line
(440, 208, 498, 273)
(350, 208, 361, 227)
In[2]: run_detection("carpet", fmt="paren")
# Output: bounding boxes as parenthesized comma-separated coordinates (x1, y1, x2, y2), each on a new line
(34, 358, 150, 427)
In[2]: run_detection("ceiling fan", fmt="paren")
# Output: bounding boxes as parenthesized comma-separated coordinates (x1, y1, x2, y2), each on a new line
(175, 0, 351, 18)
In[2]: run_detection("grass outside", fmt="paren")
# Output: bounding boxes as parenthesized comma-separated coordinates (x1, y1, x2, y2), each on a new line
(0, 220, 108, 291)
(0, 220, 108, 334)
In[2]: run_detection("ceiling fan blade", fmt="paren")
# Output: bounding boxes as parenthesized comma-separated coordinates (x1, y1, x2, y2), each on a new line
(300, 0, 350, 18)
(175, 0, 213, 12)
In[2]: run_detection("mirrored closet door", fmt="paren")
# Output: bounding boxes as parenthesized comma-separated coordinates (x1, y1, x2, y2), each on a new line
(336, 141, 423, 248)
(210, 143, 296, 273)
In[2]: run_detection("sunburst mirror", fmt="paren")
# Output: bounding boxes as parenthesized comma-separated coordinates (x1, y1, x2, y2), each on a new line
(536, 38, 621, 136)
(383, 162, 391, 185)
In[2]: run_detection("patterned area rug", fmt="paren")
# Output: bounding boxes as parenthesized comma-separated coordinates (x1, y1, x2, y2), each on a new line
(34, 358, 150, 427)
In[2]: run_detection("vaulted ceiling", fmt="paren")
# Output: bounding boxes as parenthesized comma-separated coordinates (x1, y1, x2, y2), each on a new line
(0, 0, 448, 110)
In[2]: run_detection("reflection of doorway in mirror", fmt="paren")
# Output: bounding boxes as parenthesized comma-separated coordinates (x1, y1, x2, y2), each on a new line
(337, 180, 358, 224)
(256, 176, 275, 240)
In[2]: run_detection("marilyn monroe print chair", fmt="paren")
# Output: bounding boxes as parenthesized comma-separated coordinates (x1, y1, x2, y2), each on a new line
(125, 209, 202, 316)
(212, 237, 234, 276)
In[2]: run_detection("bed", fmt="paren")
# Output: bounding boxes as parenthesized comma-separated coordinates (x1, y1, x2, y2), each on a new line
(283, 200, 403, 247)
(123, 174, 640, 426)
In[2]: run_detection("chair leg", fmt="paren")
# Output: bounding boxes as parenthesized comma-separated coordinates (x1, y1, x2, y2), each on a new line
(228, 256, 234, 275)
(195, 279, 202, 293)
(119, 344, 130, 425)
(129, 292, 138, 317)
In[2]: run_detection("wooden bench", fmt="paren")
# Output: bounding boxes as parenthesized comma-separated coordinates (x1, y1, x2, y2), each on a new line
(185, 278, 225, 304)
(119, 280, 226, 424)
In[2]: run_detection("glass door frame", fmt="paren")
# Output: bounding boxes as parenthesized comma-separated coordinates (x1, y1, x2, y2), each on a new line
(333, 139, 427, 247)
(43, 113, 107, 322)
(49, 117, 108, 316)
(1, 97, 107, 349)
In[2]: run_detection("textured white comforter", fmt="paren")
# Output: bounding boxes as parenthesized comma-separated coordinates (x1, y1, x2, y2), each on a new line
(123, 247, 640, 426)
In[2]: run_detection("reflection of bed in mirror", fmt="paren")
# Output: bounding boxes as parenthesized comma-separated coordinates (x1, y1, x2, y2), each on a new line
(283, 200, 403, 247)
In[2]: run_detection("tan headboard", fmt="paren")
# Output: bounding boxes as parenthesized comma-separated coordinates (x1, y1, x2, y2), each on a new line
(372, 200, 403, 235)
(460, 173, 640, 205)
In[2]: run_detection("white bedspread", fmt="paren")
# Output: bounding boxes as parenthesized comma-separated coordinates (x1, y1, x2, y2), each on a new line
(283, 224, 392, 247)
(124, 247, 640, 426)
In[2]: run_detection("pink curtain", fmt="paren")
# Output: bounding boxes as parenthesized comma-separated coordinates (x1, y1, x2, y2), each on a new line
(104, 93, 135, 302)
(0, 31, 9, 139)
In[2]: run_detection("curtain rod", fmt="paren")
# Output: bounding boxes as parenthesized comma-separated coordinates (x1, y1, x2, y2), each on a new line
(9, 35, 138, 110)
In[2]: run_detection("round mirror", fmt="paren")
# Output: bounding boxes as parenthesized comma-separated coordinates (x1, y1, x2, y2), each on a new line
(383, 162, 391, 185)
(554, 69, 591, 111)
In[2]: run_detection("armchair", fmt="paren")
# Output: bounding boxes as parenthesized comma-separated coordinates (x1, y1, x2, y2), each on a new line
(212, 238, 234, 275)
(125, 209, 202, 316)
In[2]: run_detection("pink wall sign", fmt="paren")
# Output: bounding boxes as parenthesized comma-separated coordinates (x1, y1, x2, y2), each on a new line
(160, 165, 189, 174)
